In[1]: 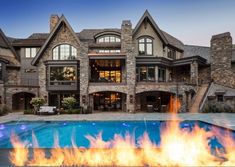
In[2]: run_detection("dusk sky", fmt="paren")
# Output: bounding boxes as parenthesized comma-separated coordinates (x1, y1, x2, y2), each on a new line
(0, 0, 235, 46)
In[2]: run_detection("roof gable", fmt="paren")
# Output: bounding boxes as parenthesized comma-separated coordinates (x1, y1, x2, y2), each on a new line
(31, 15, 80, 65)
(0, 29, 19, 61)
(133, 10, 168, 45)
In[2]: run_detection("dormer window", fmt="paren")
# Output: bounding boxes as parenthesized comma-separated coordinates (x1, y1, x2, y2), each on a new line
(52, 44, 77, 60)
(138, 37, 153, 56)
(97, 35, 121, 43)
(167, 48, 176, 59)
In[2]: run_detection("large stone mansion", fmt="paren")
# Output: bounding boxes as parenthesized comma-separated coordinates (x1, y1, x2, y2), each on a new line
(0, 10, 234, 113)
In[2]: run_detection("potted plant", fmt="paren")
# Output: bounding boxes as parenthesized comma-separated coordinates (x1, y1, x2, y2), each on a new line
(61, 97, 77, 113)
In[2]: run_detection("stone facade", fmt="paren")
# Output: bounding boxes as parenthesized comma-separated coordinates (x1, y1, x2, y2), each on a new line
(211, 32, 235, 89)
(0, 11, 235, 113)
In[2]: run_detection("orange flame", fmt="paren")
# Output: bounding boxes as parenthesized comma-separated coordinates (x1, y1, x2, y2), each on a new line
(9, 97, 235, 166)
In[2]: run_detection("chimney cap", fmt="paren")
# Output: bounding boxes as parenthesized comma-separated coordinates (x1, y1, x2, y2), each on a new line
(122, 20, 132, 26)
(211, 32, 231, 40)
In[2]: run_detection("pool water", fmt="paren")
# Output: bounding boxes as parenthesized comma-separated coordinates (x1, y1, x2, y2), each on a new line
(0, 121, 234, 149)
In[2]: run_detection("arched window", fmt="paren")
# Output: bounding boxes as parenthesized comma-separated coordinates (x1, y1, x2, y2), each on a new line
(97, 35, 121, 43)
(138, 37, 153, 56)
(53, 44, 77, 60)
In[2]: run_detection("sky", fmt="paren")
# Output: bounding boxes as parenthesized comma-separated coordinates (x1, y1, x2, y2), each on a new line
(0, 0, 235, 46)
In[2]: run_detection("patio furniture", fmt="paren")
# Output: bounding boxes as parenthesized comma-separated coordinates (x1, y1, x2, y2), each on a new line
(37, 106, 57, 115)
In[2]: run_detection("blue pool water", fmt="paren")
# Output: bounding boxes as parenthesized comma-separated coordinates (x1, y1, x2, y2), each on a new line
(0, 120, 234, 149)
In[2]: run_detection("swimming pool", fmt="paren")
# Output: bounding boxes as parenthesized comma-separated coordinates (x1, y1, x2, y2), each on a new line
(0, 120, 234, 149)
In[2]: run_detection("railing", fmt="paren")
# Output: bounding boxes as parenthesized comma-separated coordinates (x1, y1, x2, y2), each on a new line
(199, 82, 212, 112)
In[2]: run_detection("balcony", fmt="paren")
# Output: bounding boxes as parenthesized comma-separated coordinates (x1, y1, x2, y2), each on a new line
(89, 59, 126, 84)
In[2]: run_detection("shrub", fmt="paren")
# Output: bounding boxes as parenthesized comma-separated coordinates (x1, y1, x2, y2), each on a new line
(64, 109, 81, 114)
(30, 97, 46, 107)
(61, 97, 77, 110)
(0, 105, 9, 116)
(24, 109, 34, 114)
(30, 97, 46, 112)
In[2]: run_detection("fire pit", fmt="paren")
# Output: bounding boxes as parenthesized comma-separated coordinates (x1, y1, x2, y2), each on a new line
(0, 120, 235, 166)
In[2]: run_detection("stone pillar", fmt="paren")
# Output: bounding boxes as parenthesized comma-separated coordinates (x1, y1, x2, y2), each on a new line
(79, 42, 89, 111)
(121, 20, 135, 113)
(155, 66, 158, 83)
(211, 32, 234, 88)
(190, 60, 198, 85)
(50, 15, 59, 32)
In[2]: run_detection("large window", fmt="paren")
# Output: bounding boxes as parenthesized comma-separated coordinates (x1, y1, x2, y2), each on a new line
(52, 44, 77, 60)
(25, 48, 37, 58)
(97, 35, 121, 43)
(138, 37, 153, 56)
(90, 59, 123, 83)
(136, 66, 155, 82)
(0, 63, 2, 80)
(50, 66, 76, 85)
(167, 48, 176, 59)
(158, 68, 166, 82)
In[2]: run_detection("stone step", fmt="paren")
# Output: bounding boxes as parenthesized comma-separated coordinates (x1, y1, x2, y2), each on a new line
(190, 84, 209, 113)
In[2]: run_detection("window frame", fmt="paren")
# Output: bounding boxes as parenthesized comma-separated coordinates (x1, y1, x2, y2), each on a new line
(158, 67, 166, 82)
(96, 35, 121, 43)
(217, 95, 224, 102)
(25, 48, 37, 58)
(138, 36, 153, 56)
(52, 44, 77, 60)
(167, 48, 176, 59)
(136, 66, 155, 82)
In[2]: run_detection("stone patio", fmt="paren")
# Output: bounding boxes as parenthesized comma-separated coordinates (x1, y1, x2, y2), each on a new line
(1, 112, 235, 130)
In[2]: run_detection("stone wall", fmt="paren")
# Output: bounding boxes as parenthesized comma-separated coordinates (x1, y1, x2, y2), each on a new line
(211, 32, 235, 88)
(37, 22, 81, 102)
(121, 20, 136, 113)
(198, 66, 211, 84)
(4, 86, 39, 110)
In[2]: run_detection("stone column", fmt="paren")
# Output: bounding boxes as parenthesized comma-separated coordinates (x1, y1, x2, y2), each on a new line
(211, 32, 234, 88)
(121, 20, 135, 113)
(79, 42, 89, 111)
(155, 66, 158, 83)
(190, 60, 198, 85)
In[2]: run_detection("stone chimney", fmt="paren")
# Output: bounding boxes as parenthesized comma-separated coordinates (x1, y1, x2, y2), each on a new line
(50, 15, 59, 32)
(211, 32, 235, 88)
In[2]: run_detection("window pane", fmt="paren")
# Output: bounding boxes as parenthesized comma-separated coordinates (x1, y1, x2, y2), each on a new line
(110, 36, 115, 42)
(25, 48, 31, 58)
(71, 46, 77, 59)
(146, 38, 152, 43)
(139, 38, 144, 43)
(140, 67, 147, 81)
(158, 68, 166, 82)
(116, 37, 121, 42)
(104, 36, 109, 42)
(146, 43, 152, 55)
(31, 48, 37, 58)
(60, 45, 70, 60)
(139, 43, 145, 55)
(53, 47, 59, 60)
(148, 67, 155, 81)
(98, 37, 104, 43)
(50, 66, 76, 81)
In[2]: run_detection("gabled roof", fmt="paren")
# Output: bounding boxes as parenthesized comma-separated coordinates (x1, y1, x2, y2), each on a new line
(133, 10, 168, 45)
(0, 29, 19, 61)
(31, 15, 80, 65)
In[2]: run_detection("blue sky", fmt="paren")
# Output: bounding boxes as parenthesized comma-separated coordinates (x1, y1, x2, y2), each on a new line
(0, 0, 235, 46)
